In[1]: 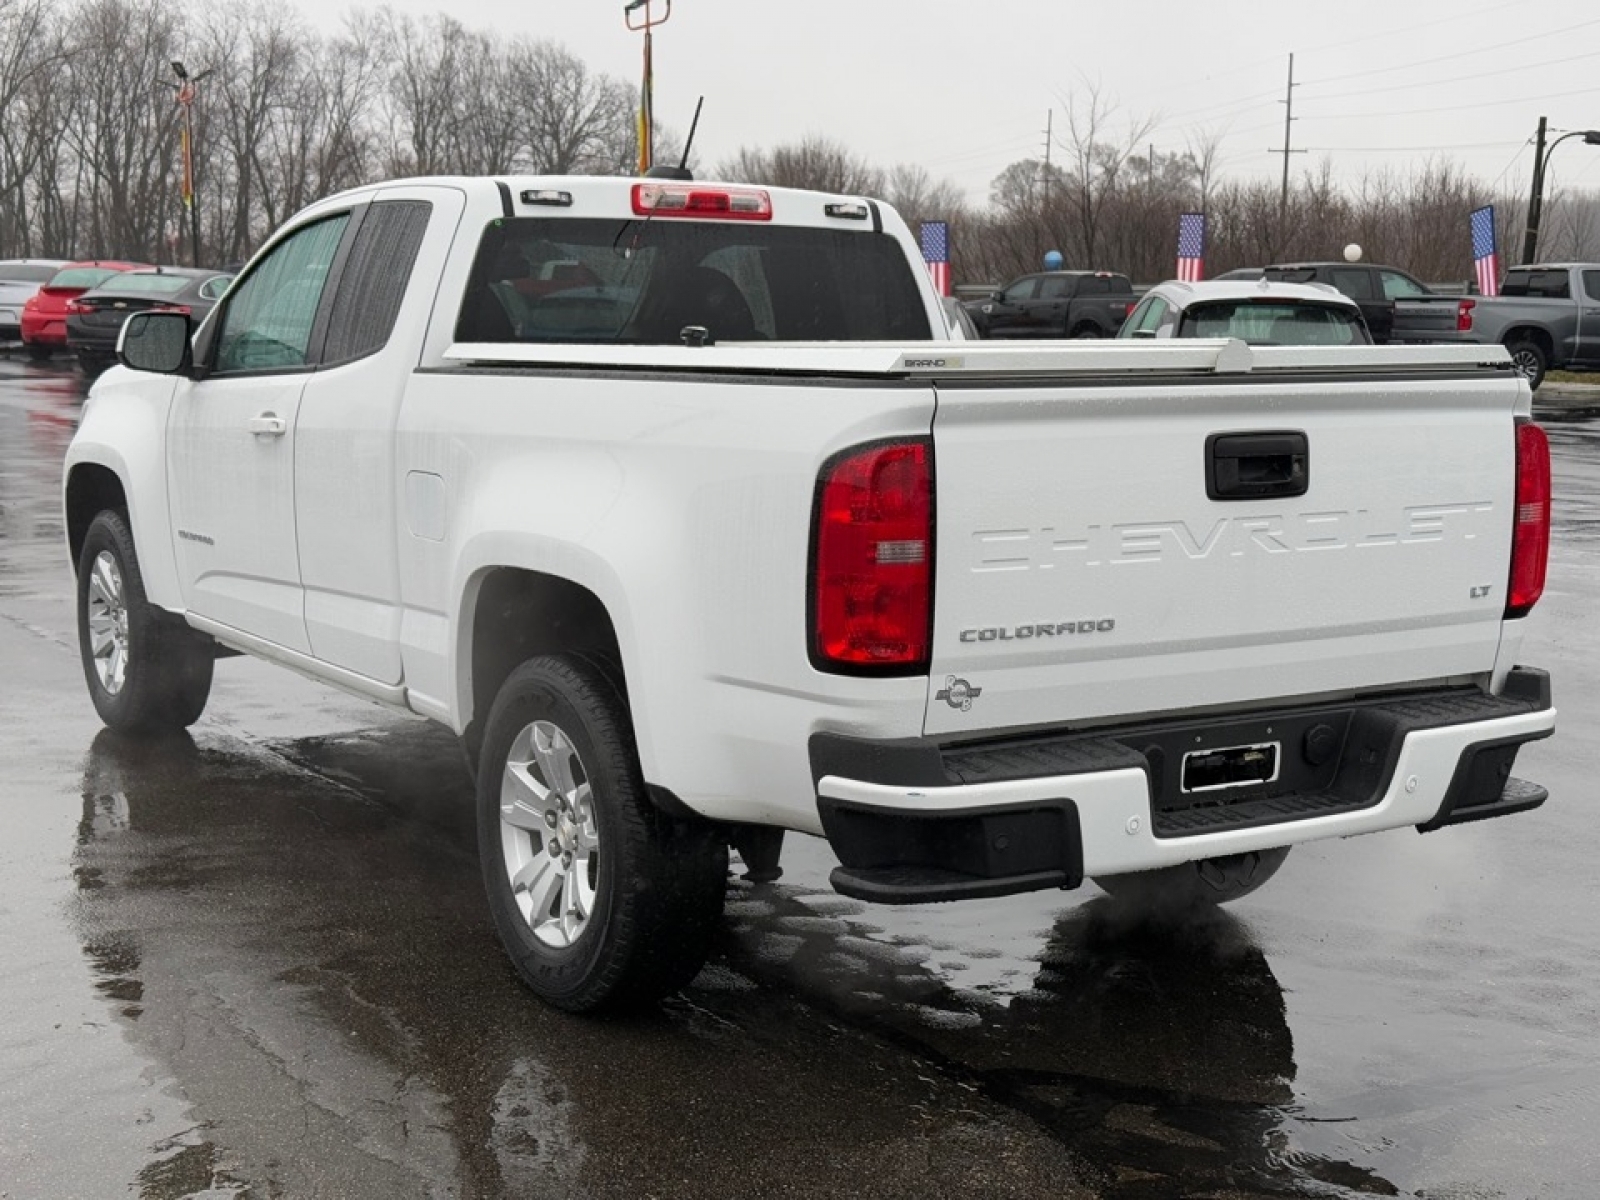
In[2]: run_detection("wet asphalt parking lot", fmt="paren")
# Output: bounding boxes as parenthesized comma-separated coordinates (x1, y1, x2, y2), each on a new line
(2, 352, 1598, 1200)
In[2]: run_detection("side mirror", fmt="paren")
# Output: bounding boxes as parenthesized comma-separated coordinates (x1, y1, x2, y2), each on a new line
(118, 310, 192, 375)
(989, 290, 1004, 303)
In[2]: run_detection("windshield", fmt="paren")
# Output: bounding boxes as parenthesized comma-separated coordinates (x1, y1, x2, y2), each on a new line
(455, 217, 933, 344)
(1178, 300, 1369, 345)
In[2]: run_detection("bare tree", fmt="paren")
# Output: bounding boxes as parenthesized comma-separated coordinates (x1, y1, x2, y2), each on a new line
(719, 136, 884, 195)
(1053, 81, 1157, 266)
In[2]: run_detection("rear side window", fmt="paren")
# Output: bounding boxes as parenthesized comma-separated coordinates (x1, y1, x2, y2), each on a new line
(1584, 271, 1600, 303)
(1327, 269, 1375, 300)
(1038, 276, 1073, 299)
(1502, 269, 1571, 299)
(323, 200, 432, 364)
(455, 217, 932, 344)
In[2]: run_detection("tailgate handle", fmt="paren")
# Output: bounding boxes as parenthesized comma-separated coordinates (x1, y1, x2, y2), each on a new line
(1206, 431, 1309, 500)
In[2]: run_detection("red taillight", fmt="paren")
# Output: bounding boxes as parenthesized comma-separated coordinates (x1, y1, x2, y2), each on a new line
(811, 439, 933, 671)
(1457, 299, 1475, 332)
(631, 182, 772, 220)
(154, 305, 192, 316)
(1507, 421, 1550, 618)
(66, 299, 92, 314)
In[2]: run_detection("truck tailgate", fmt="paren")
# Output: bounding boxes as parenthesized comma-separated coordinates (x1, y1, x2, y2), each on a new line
(924, 373, 1516, 736)
(1392, 296, 1465, 339)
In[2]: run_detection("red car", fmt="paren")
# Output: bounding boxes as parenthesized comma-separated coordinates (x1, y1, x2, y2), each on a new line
(21, 260, 150, 360)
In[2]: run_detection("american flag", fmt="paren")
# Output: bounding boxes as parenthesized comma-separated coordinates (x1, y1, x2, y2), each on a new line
(1471, 204, 1500, 297)
(920, 220, 951, 296)
(1175, 212, 1206, 282)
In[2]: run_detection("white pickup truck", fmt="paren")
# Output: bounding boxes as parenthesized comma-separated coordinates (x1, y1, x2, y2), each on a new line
(64, 174, 1556, 1013)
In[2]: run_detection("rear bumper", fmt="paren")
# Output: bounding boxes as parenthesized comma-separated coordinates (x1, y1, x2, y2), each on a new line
(812, 668, 1554, 904)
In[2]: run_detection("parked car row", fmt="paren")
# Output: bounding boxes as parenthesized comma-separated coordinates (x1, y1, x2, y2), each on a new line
(956, 254, 1600, 384)
(0, 258, 233, 376)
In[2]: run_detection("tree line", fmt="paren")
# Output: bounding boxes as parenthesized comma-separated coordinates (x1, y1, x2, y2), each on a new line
(3, 0, 1597, 284)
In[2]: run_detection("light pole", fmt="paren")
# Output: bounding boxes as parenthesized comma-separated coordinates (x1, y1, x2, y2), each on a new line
(1521, 119, 1600, 265)
(624, 0, 671, 175)
(163, 60, 213, 267)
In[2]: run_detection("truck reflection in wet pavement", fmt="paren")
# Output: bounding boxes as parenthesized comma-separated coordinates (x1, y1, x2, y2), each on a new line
(76, 724, 1399, 1199)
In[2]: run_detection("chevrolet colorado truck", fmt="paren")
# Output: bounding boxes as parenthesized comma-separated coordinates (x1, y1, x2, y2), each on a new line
(64, 174, 1557, 1013)
(1386, 263, 1600, 390)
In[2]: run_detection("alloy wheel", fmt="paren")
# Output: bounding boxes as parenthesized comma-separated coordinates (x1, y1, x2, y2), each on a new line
(498, 719, 600, 947)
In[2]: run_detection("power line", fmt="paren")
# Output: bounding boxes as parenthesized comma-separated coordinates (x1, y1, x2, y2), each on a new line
(1304, 47, 1600, 102)
(1293, 0, 1526, 57)
(1301, 140, 1525, 154)
(1294, 15, 1600, 88)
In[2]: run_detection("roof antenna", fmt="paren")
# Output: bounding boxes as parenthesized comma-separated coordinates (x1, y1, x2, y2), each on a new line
(644, 96, 702, 181)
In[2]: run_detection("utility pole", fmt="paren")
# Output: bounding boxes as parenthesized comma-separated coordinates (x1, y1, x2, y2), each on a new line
(1038, 109, 1053, 265)
(1522, 115, 1549, 265)
(1041, 109, 1053, 210)
(1269, 53, 1306, 222)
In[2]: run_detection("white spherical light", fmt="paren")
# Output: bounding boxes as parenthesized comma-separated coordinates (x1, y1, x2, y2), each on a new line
(1343, 243, 1363, 263)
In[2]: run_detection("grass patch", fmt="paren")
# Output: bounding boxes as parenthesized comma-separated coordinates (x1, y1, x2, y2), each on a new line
(1545, 370, 1598, 385)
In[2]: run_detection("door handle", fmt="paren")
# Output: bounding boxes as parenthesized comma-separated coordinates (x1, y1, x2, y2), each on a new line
(248, 413, 287, 437)
(1206, 431, 1309, 500)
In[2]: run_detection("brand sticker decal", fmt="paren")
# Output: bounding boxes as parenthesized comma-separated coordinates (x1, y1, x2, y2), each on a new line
(936, 675, 982, 712)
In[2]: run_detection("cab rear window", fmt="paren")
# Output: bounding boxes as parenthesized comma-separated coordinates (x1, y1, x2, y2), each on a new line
(454, 217, 933, 344)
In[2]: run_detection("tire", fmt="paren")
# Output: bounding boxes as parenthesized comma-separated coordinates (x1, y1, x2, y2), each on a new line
(1093, 847, 1290, 910)
(26, 342, 51, 362)
(476, 655, 728, 1013)
(76, 510, 214, 734)
(1069, 324, 1101, 339)
(77, 351, 110, 378)
(1505, 338, 1547, 391)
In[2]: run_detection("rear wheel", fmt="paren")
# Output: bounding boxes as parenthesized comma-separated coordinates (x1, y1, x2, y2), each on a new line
(1093, 847, 1290, 909)
(477, 655, 727, 1012)
(1069, 324, 1100, 339)
(26, 342, 51, 361)
(1505, 338, 1547, 391)
(77, 351, 110, 377)
(76, 510, 214, 734)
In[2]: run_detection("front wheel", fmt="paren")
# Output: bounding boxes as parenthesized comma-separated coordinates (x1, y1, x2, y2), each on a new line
(1093, 847, 1290, 909)
(76, 510, 214, 734)
(1505, 338, 1547, 391)
(477, 655, 727, 1013)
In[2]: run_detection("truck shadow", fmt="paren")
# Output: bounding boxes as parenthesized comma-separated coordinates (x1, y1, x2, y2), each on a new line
(73, 723, 1400, 1199)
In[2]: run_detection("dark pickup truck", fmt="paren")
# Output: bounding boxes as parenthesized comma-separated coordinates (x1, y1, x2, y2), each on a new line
(962, 270, 1134, 338)
(1385, 263, 1600, 390)
(1262, 261, 1458, 344)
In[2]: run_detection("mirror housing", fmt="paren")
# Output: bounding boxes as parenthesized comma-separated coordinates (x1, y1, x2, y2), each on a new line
(118, 310, 193, 375)
(1131, 328, 1156, 339)
(988, 290, 1003, 303)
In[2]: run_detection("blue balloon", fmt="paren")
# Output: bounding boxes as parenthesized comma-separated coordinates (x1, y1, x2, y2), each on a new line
(1043, 250, 1064, 270)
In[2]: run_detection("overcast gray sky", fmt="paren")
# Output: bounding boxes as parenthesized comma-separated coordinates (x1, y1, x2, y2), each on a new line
(317, 0, 1596, 206)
